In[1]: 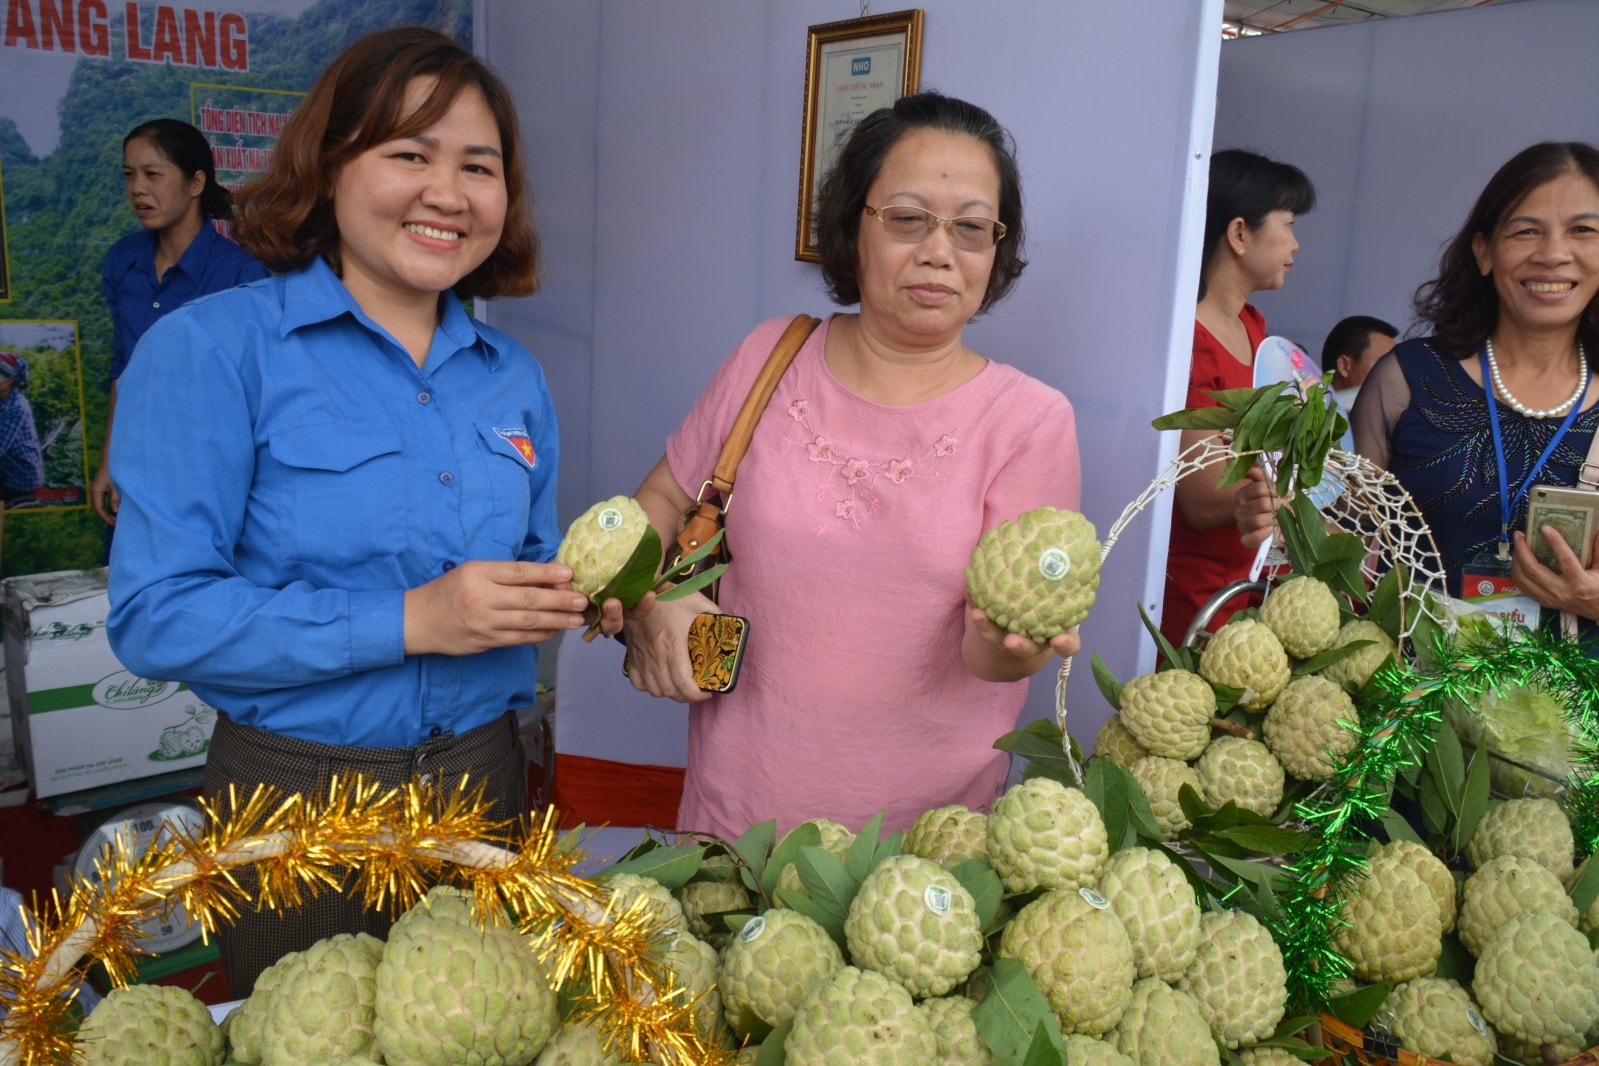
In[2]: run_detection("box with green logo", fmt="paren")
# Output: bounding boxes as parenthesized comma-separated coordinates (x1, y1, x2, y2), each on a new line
(4, 570, 216, 799)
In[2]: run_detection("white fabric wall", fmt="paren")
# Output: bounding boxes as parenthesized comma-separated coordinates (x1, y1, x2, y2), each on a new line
(481, 0, 1221, 744)
(1215, 0, 1599, 353)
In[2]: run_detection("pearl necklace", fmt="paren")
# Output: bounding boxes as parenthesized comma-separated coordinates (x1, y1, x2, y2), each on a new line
(1484, 338, 1589, 419)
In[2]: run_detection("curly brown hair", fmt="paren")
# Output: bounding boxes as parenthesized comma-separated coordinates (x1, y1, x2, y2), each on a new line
(1413, 141, 1599, 366)
(234, 27, 538, 300)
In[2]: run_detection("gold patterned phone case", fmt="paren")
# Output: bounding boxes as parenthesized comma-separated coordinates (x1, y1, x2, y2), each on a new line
(688, 613, 749, 693)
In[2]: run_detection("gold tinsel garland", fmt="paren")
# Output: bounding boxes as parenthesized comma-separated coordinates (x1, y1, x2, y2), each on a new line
(0, 774, 735, 1066)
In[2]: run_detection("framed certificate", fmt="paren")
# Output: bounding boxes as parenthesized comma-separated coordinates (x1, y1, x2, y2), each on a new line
(795, 9, 923, 263)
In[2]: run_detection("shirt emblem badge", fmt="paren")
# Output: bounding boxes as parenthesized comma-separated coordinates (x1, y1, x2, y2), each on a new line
(494, 427, 537, 469)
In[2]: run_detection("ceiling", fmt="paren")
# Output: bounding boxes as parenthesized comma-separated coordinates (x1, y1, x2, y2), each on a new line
(1223, 0, 1533, 35)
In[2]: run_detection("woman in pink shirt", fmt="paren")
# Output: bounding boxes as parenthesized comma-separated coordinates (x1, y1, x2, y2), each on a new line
(605, 93, 1082, 838)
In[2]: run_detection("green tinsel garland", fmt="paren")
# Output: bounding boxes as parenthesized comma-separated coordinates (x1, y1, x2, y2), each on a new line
(1274, 619, 1599, 1013)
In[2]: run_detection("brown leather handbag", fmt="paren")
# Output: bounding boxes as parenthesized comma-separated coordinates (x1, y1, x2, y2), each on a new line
(673, 314, 822, 594)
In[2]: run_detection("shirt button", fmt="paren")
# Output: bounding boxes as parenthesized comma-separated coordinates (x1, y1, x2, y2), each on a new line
(429, 726, 443, 738)
(151, 301, 161, 309)
(418, 392, 431, 404)
(439, 472, 454, 485)
(442, 560, 455, 572)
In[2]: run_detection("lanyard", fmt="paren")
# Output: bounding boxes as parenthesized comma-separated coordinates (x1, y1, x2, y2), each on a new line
(1481, 346, 1588, 560)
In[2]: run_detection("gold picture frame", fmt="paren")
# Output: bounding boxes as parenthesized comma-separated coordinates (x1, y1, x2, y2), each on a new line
(795, 9, 923, 263)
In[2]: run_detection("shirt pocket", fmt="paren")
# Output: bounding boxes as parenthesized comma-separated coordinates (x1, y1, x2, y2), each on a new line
(475, 422, 537, 552)
(265, 423, 406, 566)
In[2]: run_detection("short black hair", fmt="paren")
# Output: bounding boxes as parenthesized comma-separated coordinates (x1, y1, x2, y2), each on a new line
(814, 91, 1026, 315)
(1200, 149, 1316, 299)
(1320, 315, 1398, 375)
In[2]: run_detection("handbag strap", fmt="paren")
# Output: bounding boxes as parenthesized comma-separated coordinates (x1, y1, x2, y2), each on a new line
(676, 314, 822, 559)
(1582, 420, 1599, 489)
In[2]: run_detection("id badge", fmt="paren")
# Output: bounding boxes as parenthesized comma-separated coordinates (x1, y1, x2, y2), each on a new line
(1461, 549, 1539, 628)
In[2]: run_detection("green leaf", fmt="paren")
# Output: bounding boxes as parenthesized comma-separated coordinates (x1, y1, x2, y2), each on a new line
(656, 528, 725, 582)
(774, 885, 842, 943)
(1019, 1019, 1067, 1066)
(1451, 741, 1492, 854)
(1084, 758, 1139, 852)
(730, 1002, 774, 1045)
(874, 831, 904, 866)
(599, 840, 706, 890)
(1367, 563, 1406, 623)
(1425, 719, 1467, 817)
(751, 1020, 791, 1065)
(1139, 601, 1197, 670)
(1293, 640, 1374, 676)
(1326, 983, 1392, 1028)
(1379, 807, 1424, 845)
(734, 819, 777, 893)
(846, 813, 885, 884)
(1177, 782, 1211, 827)
(1433, 932, 1474, 984)
(1570, 852, 1599, 916)
(1417, 771, 1449, 837)
(972, 958, 1066, 1063)
(950, 859, 1006, 932)
(1210, 824, 1318, 855)
(1217, 451, 1258, 490)
(1152, 407, 1237, 431)
(994, 720, 1084, 785)
(1207, 681, 1245, 714)
(793, 847, 854, 947)
(592, 524, 665, 608)
(1090, 652, 1124, 711)
(654, 562, 727, 602)
(761, 820, 819, 897)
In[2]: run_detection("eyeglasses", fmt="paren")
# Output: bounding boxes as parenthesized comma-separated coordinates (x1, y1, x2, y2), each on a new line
(864, 204, 1007, 251)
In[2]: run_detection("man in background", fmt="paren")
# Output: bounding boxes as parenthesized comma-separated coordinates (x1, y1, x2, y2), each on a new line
(1321, 315, 1397, 410)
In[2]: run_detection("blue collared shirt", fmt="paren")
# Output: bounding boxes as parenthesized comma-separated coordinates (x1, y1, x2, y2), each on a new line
(107, 258, 560, 747)
(102, 223, 269, 381)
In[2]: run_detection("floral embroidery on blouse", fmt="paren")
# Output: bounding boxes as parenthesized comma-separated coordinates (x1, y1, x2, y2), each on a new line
(784, 398, 959, 531)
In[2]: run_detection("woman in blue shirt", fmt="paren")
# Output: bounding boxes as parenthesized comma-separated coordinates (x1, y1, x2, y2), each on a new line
(107, 28, 585, 994)
(96, 119, 268, 525)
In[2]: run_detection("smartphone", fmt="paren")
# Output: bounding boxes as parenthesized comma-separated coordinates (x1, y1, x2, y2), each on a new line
(687, 612, 749, 693)
(1525, 484, 1599, 571)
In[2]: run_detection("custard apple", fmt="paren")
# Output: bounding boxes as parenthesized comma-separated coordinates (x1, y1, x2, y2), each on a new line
(1262, 675, 1359, 781)
(997, 887, 1135, 1036)
(1259, 576, 1340, 659)
(677, 855, 754, 948)
(1333, 858, 1442, 983)
(1193, 736, 1284, 818)
(1128, 756, 1201, 841)
(1386, 976, 1496, 1066)
(986, 778, 1109, 893)
(1063, 1034, 1137, 1066)
(1474, 909, 1599, 1045)
(79, 984, 224, 1066)
(1093, 714, 1151, 768)
(1370, 840, 1456, 934)
(1178, 910, 1287, 1048)
(1108, 978, 1221, 1066)
(1198, 619, 1290, 711)
(665, 931, 726, 1044)
(532, 1023, 622, 1065)
(718, 908, 845, 1038)
(374, 885, 559, 1066)
(260, 932, 384, 1064)
(904, 805, 988, 869)
(965, 507, 1102, 642)
(221, 953, 289, 1063)
(1494, 1028, 1589, 1065)
(918, 996, 994, 1066)
(556, 495, 657, 602)
(775, 818, 855, 901)
(844, 854, 982, 998)
(1464, 796, 1574, 881)
(1118, 669, 1217, 760)
(783, 965, 938, 1066)
(600, 871, 686, 935)
(1456, 853, 1577, 957)
(1317, 619, 1396, 691)
(1098, 846, 1200, 982)
(1236, 1047, 1304, 1066)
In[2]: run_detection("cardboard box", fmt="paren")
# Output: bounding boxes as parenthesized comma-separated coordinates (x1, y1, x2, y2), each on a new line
(5, 569, 217, 799)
